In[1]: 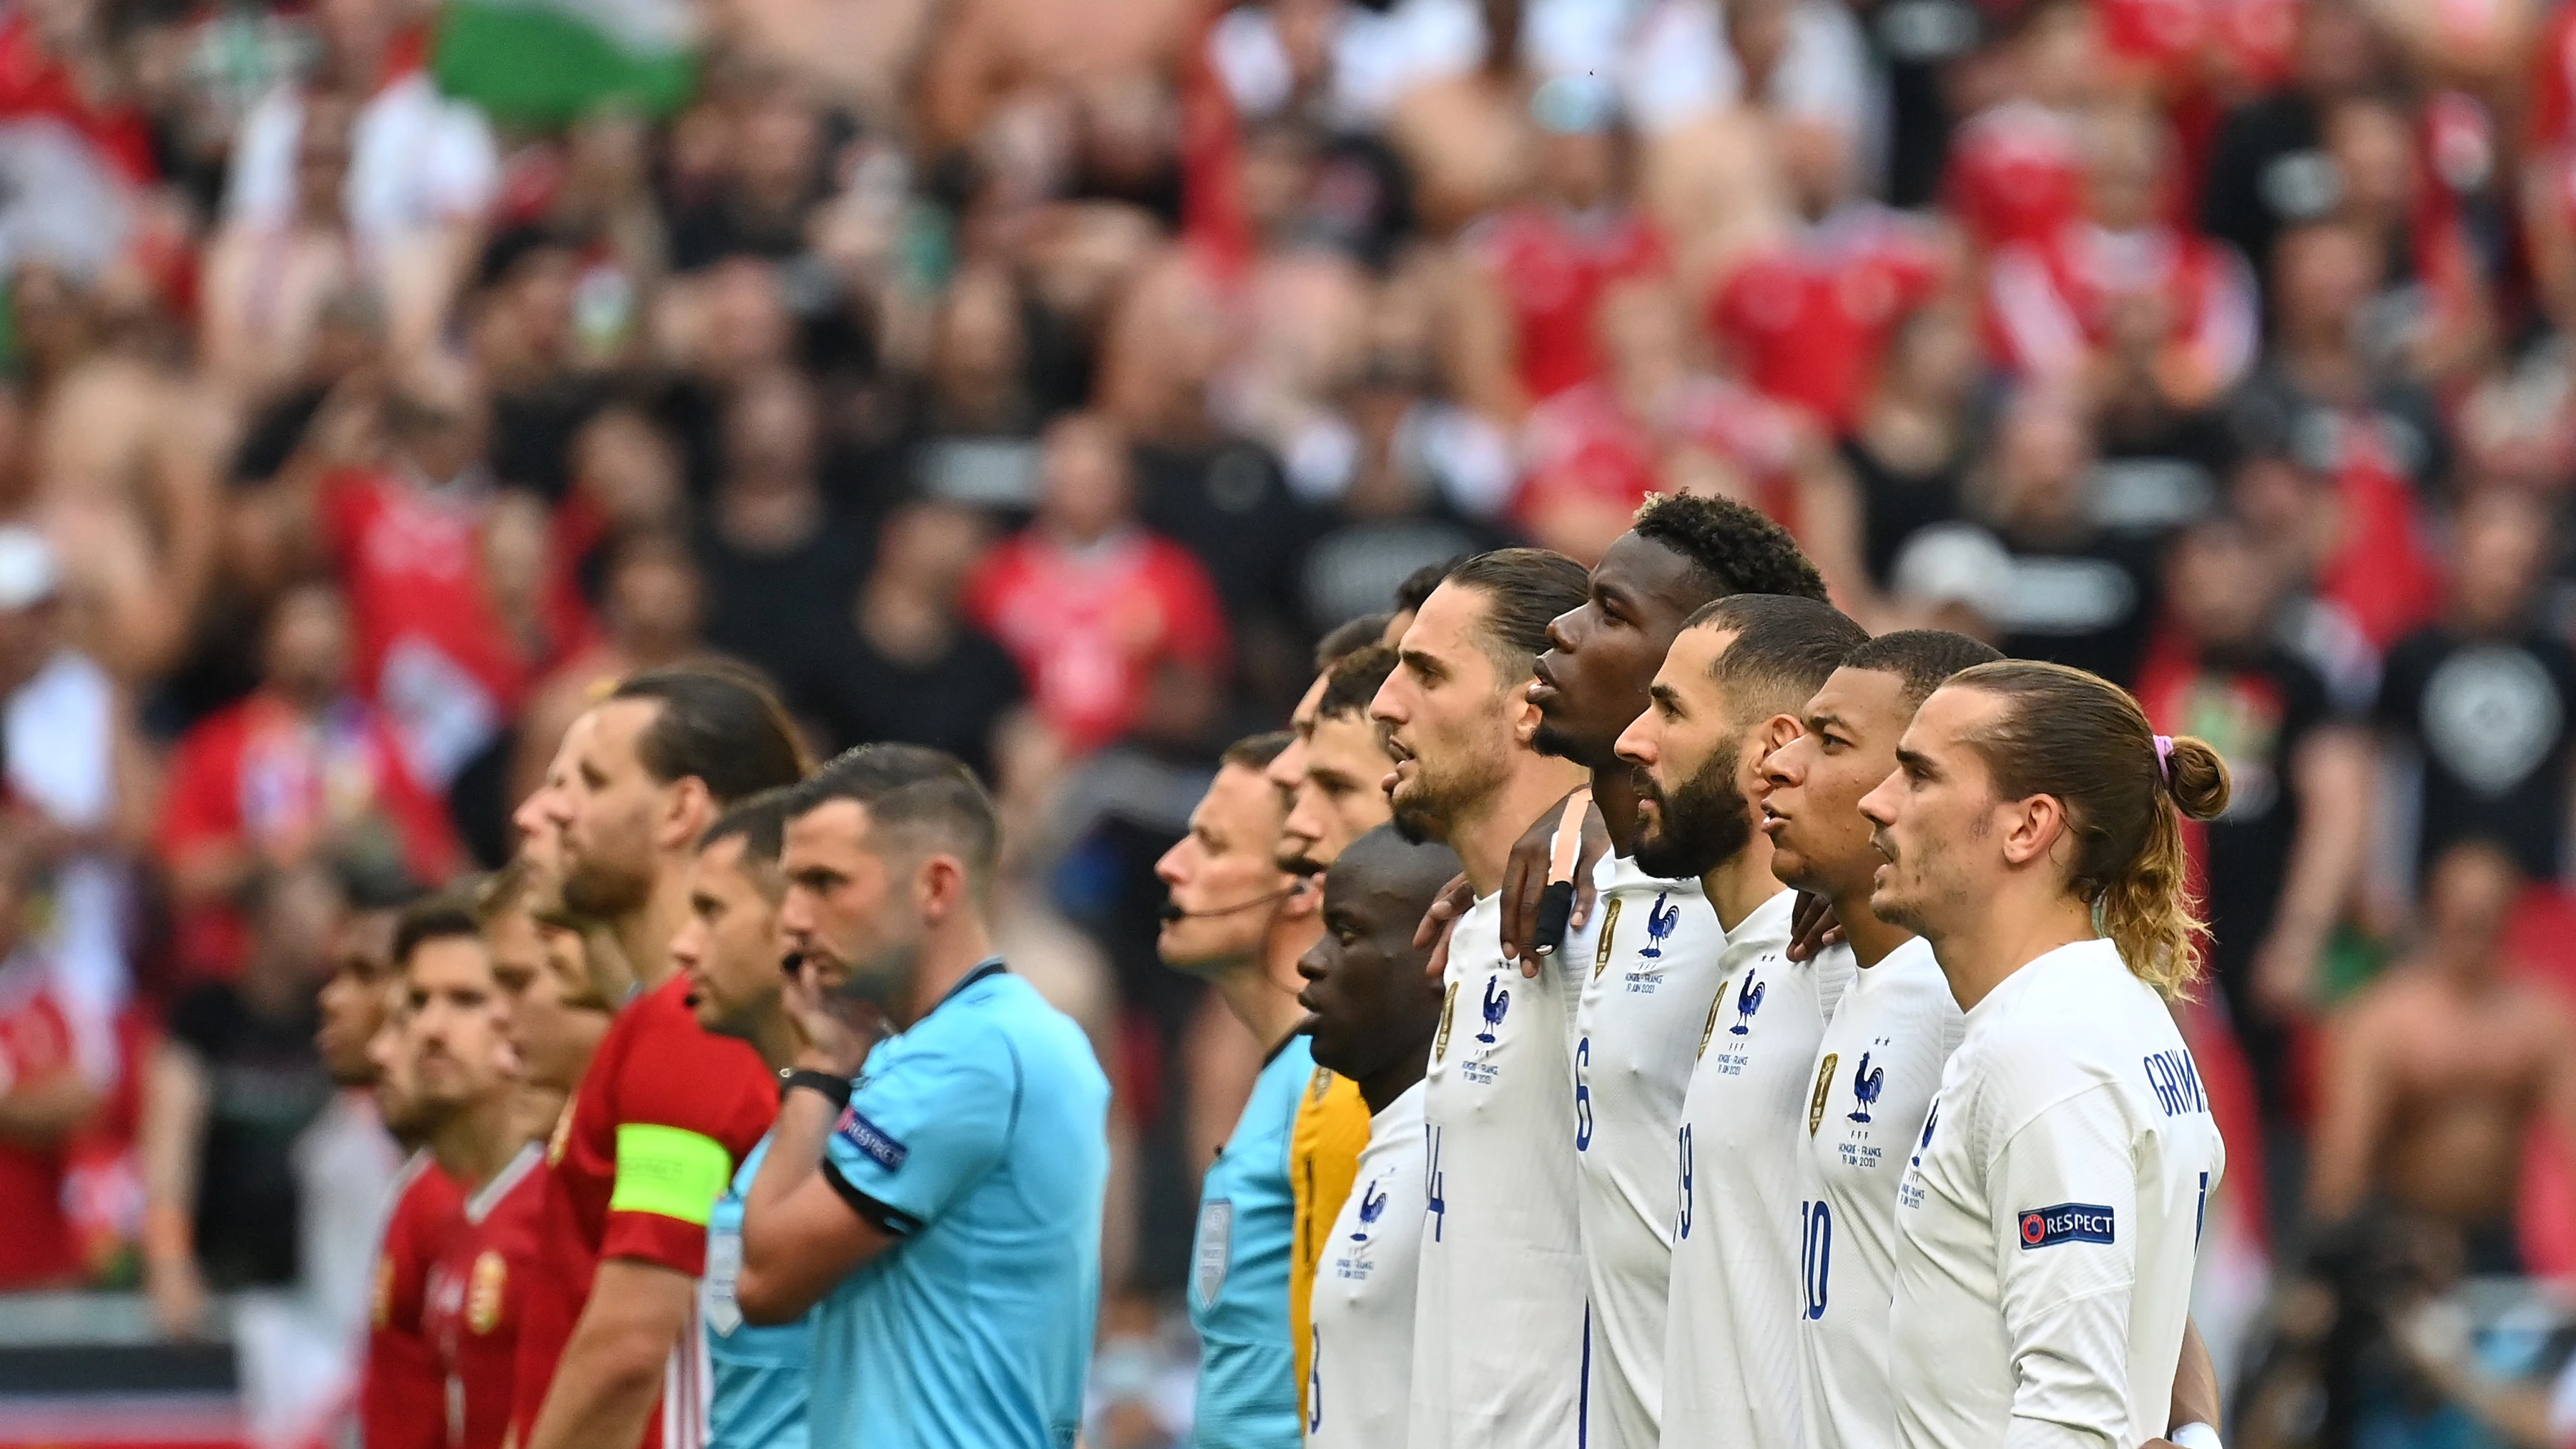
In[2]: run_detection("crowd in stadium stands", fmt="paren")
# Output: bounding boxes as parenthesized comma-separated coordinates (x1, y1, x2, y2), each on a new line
(0, 0, 2573, 1440)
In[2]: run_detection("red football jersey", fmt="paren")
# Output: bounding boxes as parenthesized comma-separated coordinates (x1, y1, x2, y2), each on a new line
(1468, 203, 1671, 404)
(369, 1154, 464, 1449)
(0, 954, 106, 1287)
(1516, 376, 1806, 530)
(960, 530, 1233, 756)
(1709, 204, 1945, 433)
(510, 976, 775, 1449)
(1945, 100, 2085, 252)
(426, 1145, 547, 1449)
(1985, 220, 2258, 393)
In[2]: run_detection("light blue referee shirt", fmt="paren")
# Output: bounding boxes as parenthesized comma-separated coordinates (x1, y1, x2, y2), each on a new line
(706, 1135, 811, 1449)
(811, 961, 1109, 1449)
(1188, 1033, 1312, 1449)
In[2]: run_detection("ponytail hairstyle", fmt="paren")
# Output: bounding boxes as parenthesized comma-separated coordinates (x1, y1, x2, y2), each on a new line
(1944, 660, 2233, 996)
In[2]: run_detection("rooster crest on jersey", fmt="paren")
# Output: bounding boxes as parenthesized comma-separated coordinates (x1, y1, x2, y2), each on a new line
(1640, 892, 1681, 959)
(1729, 972, 1766, 1035)
(1848, 1053, 1884, 1123)
(1352, 1180, 1388, 1242)
(1477, 976, 1509, 1043)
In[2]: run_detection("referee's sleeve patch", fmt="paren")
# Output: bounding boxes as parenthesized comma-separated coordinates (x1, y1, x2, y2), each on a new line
(2016, 1202, 2115, 1249)
(610, 1124, 733, 1226)
(834, 1106, 910, 1173)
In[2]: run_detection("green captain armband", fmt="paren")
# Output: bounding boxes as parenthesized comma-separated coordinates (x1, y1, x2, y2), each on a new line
(609, 1124, 733, 1225)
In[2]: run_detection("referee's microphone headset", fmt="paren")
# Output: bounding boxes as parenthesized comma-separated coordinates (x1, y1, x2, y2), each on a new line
(1157, 878, 1312, 923)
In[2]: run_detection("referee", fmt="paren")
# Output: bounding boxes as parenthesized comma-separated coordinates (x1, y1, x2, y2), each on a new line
(735, 745, 1110, 1448)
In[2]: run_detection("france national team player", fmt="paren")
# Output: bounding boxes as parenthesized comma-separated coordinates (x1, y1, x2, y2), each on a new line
(1862, 663, 2228, 1449)
(1368, 550, 1594, 1449)
(1156, 732, 1332, 1449)
(736, 746, 1109, 1449)
(1756, 633, 1997, 1449)
(1613, 596, 1864, 1449)
(1523, 496, 1827, 1449)
(670, 793, 815, 1449)
(1294, 825, 1457, 1449)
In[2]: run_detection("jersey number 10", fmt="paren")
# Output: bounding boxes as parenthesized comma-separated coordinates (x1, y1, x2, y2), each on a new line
(1800, 1200, 1832, 1321)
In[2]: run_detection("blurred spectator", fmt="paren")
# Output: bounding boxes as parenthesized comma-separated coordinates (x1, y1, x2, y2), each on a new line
(2198, 0, 2389, 281)
(278, 353, 577, 802)
(2317, 95, 2489, 390)
(1451, 77, 1666, 421)
(2134, 516, 2370, 1121)
(510, 531, 709, 805)
(2374, 488, 2576, 884)
(159, 583, 461, 980)
(693, 366, 872, 687)
(139, 863, 340, 1336)
(0, 830, 114, 1289)
(2309, 840, 2576, 1272)
(223, 0, 496, 353)
(469, 227, 608, 502)
(964, 412, 1230, 755)
(1987, 104, 2258, 417)
(1977, 391, 2162, 682)
(1842, 303, 1982, 588)
(783, 498, 1026, 777)
(1940, 0, 2090, 255)
(667, 84, 830, 271)
(198, 91, 364, 408)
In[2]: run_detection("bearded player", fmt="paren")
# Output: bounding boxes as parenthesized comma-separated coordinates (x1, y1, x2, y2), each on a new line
(1367, 548, 1591, 1449)
(1611, 594, 1864, 1449)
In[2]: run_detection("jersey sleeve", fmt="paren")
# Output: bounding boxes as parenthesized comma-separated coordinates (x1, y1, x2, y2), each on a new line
(599, 1014, 777, 1273)
(1987, 1083, 2144, 1449)
(821, 1028, 1016, 1233)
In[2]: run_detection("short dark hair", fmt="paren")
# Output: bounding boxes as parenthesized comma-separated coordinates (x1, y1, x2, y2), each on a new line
(609, 664, 812, 806)
(393, 894, 484, 968)
(1315, 614, 1392, 671)
(1224, 731, 1293, 772)
(783, 743, 1002, 896)
(1442, 548, 1591, 681)
(1690, 594, 1869, 720)
(1841, 629, 2005, 712)
(1393, 559, 1461, 617)
(700, 787, 794, 871)
(1632, 494, 1827, 602)
(1319, 644, 1397, 721)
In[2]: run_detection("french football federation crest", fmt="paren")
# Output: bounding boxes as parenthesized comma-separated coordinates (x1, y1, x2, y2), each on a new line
(467, 1251, 507, 1335)
(1729, 971, 1766, 1035)
(1352, 1179, 1388, 1242)
(1641, 892, 1681, 958)
(1435, 981, 1457, 1061)
(1849, 1052, 1885, 1123)
(1808, 1053, 1839, 1135)
(1593, 897, 1623, 980)
(1476, 976, 1508, 1043)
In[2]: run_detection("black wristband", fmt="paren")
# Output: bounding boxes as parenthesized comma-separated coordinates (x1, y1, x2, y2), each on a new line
(780, 1068, 852, 1111)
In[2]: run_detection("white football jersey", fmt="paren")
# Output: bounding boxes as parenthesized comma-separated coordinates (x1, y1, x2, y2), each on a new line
(1309, 1081, 1428, 1449)
(1798, 937, 1965, 1449)
(1570, 853, 1727, 1449)
(1661, 888, 1853, 1449)
(1889, 938, 2226, 1449)
(1409, 889, 1588, 1449)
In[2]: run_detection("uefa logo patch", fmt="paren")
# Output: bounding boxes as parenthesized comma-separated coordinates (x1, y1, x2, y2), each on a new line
(2017, 1202, 2115, 1249)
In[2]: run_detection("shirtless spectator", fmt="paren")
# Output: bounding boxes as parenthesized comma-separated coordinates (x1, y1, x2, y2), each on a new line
(199, 92, 365, 408)
(2308, 839, 2576, 1272)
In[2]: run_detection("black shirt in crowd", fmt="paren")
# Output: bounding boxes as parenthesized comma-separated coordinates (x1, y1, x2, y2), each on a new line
(164, 981, 332, 1290)
(783, 617, 1027, 783)
(2376, 624, 2576, 882)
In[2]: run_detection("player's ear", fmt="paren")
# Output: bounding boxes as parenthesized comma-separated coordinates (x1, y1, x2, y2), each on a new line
(1999, 791, 2067, 868)
(1277, 875, 1320, 922)
(915, 852, 971, 923)
(661, 776, 715, 850)
(1749, 713, 1804, 777)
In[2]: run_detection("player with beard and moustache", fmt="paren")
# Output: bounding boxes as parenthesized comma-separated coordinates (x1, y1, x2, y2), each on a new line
(1293, 825, 1459, 1449)
(1154, 732, 1324, 1449)
(516, 668, 810, 1449)
(666, 792, 815, 1449)
(342, 900, 461, 1449)
(1263, 615, 1387, 1424)
(1758, 631, 1995, 1449)
(1859, 663, 2228, 1449)
(511, 710, 636, 1006)
(1611, 593, 1865, 1449)
(1366, 547, 1592, 1449)
(395, 900, 549, 1449)
(1522, 493, 1826, 1449)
